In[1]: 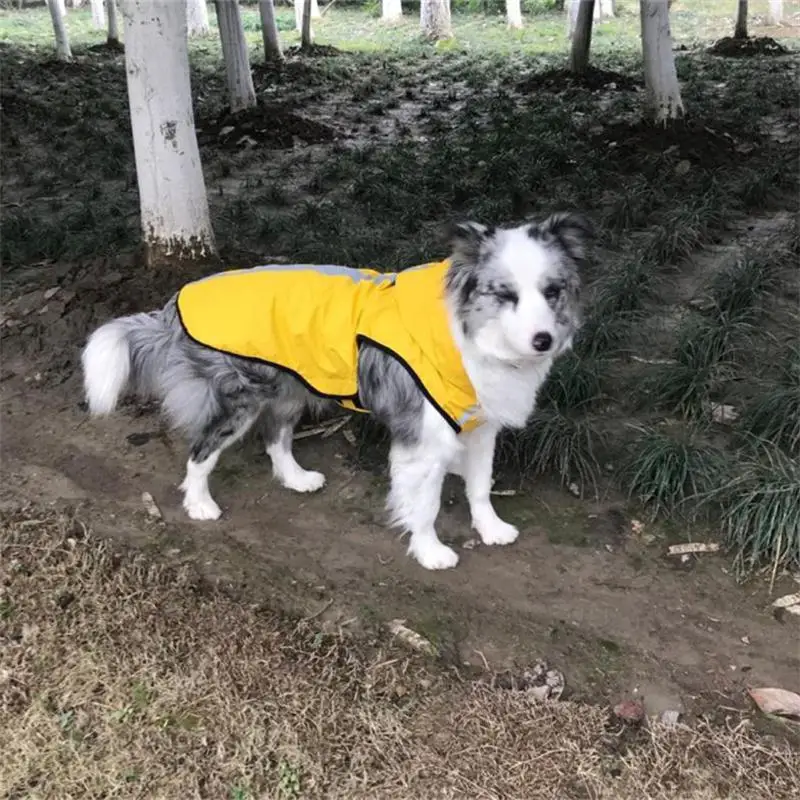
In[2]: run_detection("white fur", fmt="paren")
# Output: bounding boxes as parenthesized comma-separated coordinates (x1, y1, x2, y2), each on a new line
(388, 402, 462, 570)
(81, 321, 131, 415)
(180, 453, 222, 520)
(267, 426, 327, 493)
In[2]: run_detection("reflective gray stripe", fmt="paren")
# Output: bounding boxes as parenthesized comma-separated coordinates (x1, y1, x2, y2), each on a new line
(187, 263, 398, 287)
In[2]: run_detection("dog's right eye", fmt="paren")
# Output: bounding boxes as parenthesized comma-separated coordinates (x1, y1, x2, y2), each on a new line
(495, 286, 519, 307)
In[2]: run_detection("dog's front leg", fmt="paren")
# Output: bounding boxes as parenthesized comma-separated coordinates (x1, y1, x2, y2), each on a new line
(387, 407, 461, 570)
(463, 423, 519, 547)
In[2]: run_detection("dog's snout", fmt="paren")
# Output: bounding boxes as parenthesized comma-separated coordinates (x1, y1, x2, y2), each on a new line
(532, 332, 553, 352)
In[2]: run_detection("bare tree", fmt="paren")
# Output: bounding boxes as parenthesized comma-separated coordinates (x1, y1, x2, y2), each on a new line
(382, 0, 403, 23)
(258, 0, 283, 61)
(46, 0, 72, 61)
(734, 0, 748, 39)
(106, 0, 120, 46)
(187, 0, 210, 36)
(121, 0, 216, 264)
(640, 0, 684, 124)
(507, 0, 523, 29)
(570, 0, 594, 75)
(90, 0, 105, 28)
(215, 0, 257, 112)
(768, 0, 783, 25)
(420, 0, 452, 40)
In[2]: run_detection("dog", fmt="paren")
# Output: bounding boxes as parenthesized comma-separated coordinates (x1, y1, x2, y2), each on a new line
(81, 214, 590, 570)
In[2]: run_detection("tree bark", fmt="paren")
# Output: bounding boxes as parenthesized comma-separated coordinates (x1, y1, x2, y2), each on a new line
(90, 0, 105, 28)
(46, 0, 72, 61)
(382, 0, 403, 23)
(506, 0, 523, 29)
(570, 0, 594, 75)
(734, 0, 748, 39)
(768, 0, 783, 25)
(186, 0, 210, 37)
(215, 0, 257, 113)
(106, 0, 120, 45)
(639, 0, 684, 125)
(301, 0, 315, 48)
(420, 0, 452, 40)
(258, 0, 283, 61)
(121, 0, 216, 264)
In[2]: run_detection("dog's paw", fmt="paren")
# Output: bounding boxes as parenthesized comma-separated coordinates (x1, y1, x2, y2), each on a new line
(182, 494, 222, 521)
(409, 537, 460, 570)
(281, 469, 326, 494)
(475, 516, 519, 547)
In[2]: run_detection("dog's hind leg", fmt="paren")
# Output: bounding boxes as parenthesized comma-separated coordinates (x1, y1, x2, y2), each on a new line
(180, 403, 261, 520)
(263, 398, 325, 492)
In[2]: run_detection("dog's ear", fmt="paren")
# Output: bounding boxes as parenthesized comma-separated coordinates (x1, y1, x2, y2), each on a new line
(530, 213, 594, 264)
(447, 221, 496, 263)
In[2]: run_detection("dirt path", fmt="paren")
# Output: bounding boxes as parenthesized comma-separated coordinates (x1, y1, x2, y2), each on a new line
(1, 353, 798, 718)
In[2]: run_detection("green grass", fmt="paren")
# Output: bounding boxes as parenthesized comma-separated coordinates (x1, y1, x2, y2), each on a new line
(709, 445, 800, 578)
(619, 424, 730, 520)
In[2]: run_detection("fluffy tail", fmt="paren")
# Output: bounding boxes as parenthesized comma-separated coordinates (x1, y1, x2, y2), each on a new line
(82, 319, 133, 415)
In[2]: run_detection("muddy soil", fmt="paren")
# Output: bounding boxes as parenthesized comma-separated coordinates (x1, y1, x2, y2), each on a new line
(1, 254, 798, 720)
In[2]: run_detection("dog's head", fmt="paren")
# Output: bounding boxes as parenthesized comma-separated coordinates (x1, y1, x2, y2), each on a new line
(444, 213, 592, 364)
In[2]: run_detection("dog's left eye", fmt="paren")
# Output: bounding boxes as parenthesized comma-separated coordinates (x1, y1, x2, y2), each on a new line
(543, 284, 562, 302)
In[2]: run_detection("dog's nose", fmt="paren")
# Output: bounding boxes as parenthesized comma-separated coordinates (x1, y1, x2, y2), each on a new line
(532, 332, 553, 352)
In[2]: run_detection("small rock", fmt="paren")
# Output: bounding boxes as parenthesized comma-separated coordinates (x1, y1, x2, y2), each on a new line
(659, 709, 681, 726)
(675, 159, 691, 176)
(101, 271, 123, 287)
(219, 125, 235, 137)
(741, 635, 750, 645)
(43, 287, 60, 300)
(462, 538, 479, 550)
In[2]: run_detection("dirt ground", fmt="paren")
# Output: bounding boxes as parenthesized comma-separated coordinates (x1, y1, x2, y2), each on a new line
(1, 244, 799, 723)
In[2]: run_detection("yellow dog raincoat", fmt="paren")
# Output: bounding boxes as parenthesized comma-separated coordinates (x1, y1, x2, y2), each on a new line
(176, 262, 483, 433)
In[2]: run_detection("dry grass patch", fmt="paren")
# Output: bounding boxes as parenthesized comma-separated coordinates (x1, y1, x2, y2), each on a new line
(1, 507, 798, 800)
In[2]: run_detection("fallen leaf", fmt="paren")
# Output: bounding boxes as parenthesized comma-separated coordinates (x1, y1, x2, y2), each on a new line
(772, 592, 800, 609)
(668, 542, 721, 555)
(659, 709, 681, 726)
(489, 488, 517, 497)
(387, 619, 437, 657)
(711, 402, 739, 424)
(613, 699, 645, 723)
(747, 687, 800, 720)
(141, 492, 163, 520)
(462, 538, 479, 550)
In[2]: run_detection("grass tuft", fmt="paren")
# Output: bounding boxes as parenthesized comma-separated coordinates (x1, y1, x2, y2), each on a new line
(537, 352, 605, 412)
(499, 409, 603, 493)
(705, 445, 800, 579)
(619, 424, 729, 520)
(738, 384, 800, 457)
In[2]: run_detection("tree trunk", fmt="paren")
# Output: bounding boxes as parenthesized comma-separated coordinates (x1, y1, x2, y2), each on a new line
(420, 0, 452, 40)
(382, 0, 403, 23)
(258, 0, 283, 61)
(294, 0, 320, 30)
(570, 0, 594, 75)
(768, 0, 783, 25)
(506, 0, 523, 29)
(734, 0, 748, 38)
(639, 0, 684, 125)
(186, 0, 210, 36)
(301, 0, 313, 48)
(46, 0, 72, 61)
(106, 0, 120, 44)
(121, 0, 216, 264)
(567, 0, 577, 37)
(597, 0, 614, 18)
(215, 0, 257, 112)
(90, 0, 105, 28)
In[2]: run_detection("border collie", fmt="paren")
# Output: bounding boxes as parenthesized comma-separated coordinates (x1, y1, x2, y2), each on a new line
(81, 214, 590, 570)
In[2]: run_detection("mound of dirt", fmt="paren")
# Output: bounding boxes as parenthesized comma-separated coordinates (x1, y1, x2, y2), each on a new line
(708, 36, 789, 57)
(592, 118, 743, 169)
(196, 103, 340, 150)
(284, 43, 343, 58)
(519, 67, 640, 93)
